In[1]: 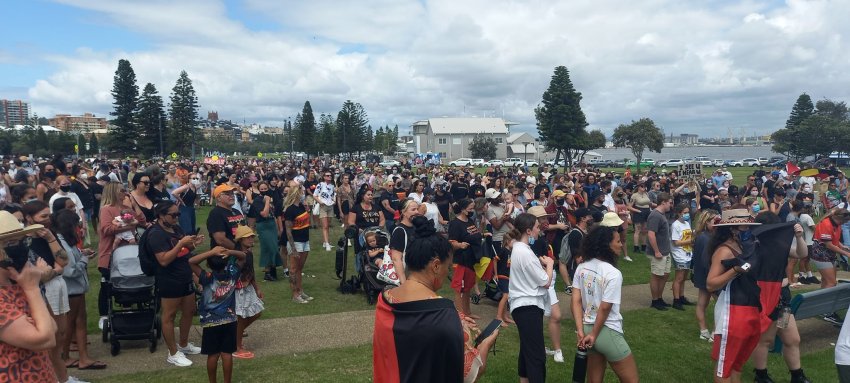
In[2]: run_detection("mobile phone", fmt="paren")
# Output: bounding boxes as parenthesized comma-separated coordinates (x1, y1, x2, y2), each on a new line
(741, 262, 751, 272)
(474, 319, 502, 347)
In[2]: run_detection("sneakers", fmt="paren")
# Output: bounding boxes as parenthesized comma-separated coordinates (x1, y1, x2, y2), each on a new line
(323, 242, 333, 251)
(544, 347, 556, 356)
(66, 376, 91, 383)
(672, 299, 684, 311)
(300, 292, 314, 301)
(680, 297, 695, 306)
(623, 256, 633, 262)
(98, 316, 107, 330)
(178, 342, 201, 355)
(699, 329, 714, 342)
(565, 286, 572, 295)
(789, 281, 804, 288)
(553, 349, 564, 363)
(790, 370, 812, 383)
(282, 268, 290, 278)
(823, 312, 844, 326)
(651, 299, 668, 311)
(166, 351, 193, 367)
(633, 245, 640, 252)
(754, 369, 775, 383)
(293, 296, 309, 304)
(807, 276, 821, 284)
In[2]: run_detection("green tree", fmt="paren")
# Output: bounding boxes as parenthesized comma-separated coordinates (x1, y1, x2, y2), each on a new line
(786, 93, 814, 129)
(109, 59, 139, 154)
(336, 100, 368, 155)
(535, 65, 589, 168)
(576, 130, 606, 163)
(293, 101, 317, 154)
(317, 114, 337, 154)
(89, 134, 99, 155)
(774, 93, 818, 162)
(168, 70, 199, 157)
(815, 99, 849, 122)
(612, 118, 664, 173)
(136, 83, 167, 157)
(373, 126, 385, 154)
(469, 134, 497, 160)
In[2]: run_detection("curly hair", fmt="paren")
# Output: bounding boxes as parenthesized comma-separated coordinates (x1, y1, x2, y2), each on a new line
(405, 216, 451, 272)
(580, 225, 619, 267)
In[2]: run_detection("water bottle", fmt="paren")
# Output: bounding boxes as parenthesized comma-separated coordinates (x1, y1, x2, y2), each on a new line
(776, 306, 791, 329)
(572, 347, 588, 383)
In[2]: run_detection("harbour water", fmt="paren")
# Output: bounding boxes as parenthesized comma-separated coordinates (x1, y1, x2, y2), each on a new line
(540, 145, 781, 162)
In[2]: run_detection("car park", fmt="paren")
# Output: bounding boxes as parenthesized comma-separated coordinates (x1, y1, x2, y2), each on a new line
(485, 159, 504, 167)
(449, 158, 473, 166)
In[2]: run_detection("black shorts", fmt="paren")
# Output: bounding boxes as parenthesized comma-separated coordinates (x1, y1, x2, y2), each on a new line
(201, 321, 237, 355)
(157, 279, 194, 299)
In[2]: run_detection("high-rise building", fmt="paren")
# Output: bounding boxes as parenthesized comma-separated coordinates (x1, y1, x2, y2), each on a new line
(0, 100, 31, 127)
(49, 113, 108, 132)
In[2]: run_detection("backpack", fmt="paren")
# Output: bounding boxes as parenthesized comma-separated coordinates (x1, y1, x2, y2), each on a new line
(138, 227, 158, 277)
(559, 228, 583, 267)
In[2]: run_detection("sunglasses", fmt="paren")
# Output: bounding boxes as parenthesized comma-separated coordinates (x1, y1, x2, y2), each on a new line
(191, 178, 199, 180)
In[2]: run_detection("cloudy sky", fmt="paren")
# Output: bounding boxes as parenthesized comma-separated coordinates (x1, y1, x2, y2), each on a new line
(1, 0, 848, 138)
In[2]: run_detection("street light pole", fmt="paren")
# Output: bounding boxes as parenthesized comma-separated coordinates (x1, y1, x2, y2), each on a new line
(523, 142, 529, 172)
(158, 115, 164, 158)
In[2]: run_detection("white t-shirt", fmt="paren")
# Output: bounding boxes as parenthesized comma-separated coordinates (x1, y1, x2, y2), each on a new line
(670, 219, 693, 264)
(486, 204, 510, 242)
(508, 241, 549, 313)
(572, 258, 623, 333)
(836, 302, 850, 365)
(799, 213, 815, 245)
(799, 176, 816, 189)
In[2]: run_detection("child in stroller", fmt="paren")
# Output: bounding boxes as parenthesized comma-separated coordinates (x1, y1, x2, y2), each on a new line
(358, 228, 389, 305)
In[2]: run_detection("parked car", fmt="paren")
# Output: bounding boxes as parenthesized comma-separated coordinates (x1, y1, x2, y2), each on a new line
(470, 159, 485, 166)
(713, 159, 724, 166)
(485, 159, 504, 167)
(769, 156, 786, 163)
(595, 159, 615, 168)
(660, 159, 684, 167)
(504, 158, 524, 167)
(724, 159, 743, 167)
(758, 157, 769, 165)
(544, 159, 566, 167)
(524, 160, 539, 167)
(379, 160, 400, 167)
(449, 158, 473, 167)
(742, 158, 761, 167)
(768, 159, 786, 167)
(626, 158, 655, 167)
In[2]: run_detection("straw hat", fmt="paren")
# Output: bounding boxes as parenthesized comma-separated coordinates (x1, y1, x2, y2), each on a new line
(0, 211, 43, 241)
(234, 225, 256, 241)
(600, 212, 624, 227)
(714, 209, 761, 227)
(527, 206, 552, 218)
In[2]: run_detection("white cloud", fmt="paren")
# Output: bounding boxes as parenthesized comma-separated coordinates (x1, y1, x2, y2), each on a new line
(23, 0, 850, 138)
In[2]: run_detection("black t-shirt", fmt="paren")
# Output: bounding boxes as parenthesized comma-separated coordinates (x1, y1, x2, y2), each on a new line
(531, 236, 551, 258)
(283, 203, 311, 243)
(778, 201, 791, 222)
(567, 229, 584, 259)
(70, 180, 94, 210)
(728, 184, 740, 199)
(448, 218, 481, 268)
(469, 184, 485, 199)
(206, 206, 245, 247)
(389, 223, 415, 253)
(352, 203, 381, 229)
(176, 187, 196, 206)
(764, 179, 776, 199)
(393, 187, 408, 206)
(433, 191, 453, 221)
(147, 225, 192, 285)
(248, 195, 273, 222)
(496, 246, 510, 277)
(700, 187, 719, 211)
(449, 182, 469, 201)
(147, 187, 171, 205)
(377, 189, 396, 220)
(29, 237, 55, 267)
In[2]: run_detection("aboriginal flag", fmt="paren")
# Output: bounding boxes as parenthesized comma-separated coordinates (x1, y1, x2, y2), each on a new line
(752, 222, 796, 331)
(373, 293, 463, 383)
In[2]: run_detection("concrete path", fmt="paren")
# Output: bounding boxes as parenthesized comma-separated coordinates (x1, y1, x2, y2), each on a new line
(75, 276, 847, 380)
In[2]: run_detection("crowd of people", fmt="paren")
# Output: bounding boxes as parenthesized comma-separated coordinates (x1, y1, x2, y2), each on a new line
(0, 153, 848, 382)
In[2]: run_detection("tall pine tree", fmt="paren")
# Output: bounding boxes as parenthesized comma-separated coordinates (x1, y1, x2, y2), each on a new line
(293, 101, 317, 154)
(168, 71, 199, 157)
(109, 59, 139, 154)
(535, 66, 589, 167)
(785, 93, 814, 129)
(318, 113, 336, 154)
(136, 83, 167, 157)
(336, 100, 369, 156)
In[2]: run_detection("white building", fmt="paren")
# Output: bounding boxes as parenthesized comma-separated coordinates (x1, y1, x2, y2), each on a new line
(411, 117, 516, 160)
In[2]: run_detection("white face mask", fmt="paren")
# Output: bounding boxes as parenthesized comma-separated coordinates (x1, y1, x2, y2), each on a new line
(191, 179, 201, 186)
(79, 173, 88, 180)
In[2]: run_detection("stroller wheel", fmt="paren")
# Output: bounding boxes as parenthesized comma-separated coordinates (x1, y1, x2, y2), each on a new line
(102, 320, 110, 343)
(149, 338, 157, 353)
(110, 341, 120, 356)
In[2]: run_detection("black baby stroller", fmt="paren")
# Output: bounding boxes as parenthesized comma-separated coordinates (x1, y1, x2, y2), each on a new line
(357, 227, 390, 305)
(102, 243, 161, 356)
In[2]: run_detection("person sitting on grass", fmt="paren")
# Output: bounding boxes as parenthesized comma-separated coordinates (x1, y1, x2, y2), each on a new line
(189, 244, 246, 383)
(233, 226, 264, 360)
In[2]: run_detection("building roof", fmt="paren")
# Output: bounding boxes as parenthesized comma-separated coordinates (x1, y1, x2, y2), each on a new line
(507, 132, 536, 144)
(10, 125, 61, 132)
(509, 143, 537, 154)
(429, 118, 509, 135)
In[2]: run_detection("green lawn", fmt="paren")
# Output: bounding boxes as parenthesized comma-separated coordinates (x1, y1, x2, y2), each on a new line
(95, 307, 843, 383)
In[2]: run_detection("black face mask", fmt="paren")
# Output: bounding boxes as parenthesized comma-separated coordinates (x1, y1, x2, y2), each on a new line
(44, 171, 57, 179)
(555, 198, 565, 206)
(2, 242, 30, 273)
(468, 211, 475, 220)
(60, 185, 71, 193)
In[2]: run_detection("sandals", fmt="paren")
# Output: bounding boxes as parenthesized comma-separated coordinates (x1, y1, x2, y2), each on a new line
(78, 361, 107, 370)
(471, 293, 481, 305)
(233, 350, 255, 359)
(65, 360, 79, 369)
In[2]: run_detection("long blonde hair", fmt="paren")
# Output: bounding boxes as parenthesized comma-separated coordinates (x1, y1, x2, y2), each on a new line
(283, 184, 302, 210)
(100, 181, 124, 207)
(694, 209, 718, 235)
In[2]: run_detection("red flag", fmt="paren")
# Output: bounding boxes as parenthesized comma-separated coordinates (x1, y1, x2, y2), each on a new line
(786, 161, 800, 175)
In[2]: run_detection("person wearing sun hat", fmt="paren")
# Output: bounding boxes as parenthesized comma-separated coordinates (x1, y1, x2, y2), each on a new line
(706, 208, 763, 382)
(206, 183, 245, 249)
(232, 225, 264, 360)
(527, 205, 566, 363)
(0, 210, 58, 382)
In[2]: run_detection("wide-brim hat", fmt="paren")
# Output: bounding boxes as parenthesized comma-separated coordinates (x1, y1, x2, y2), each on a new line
(234, 225, 256, 241)
(0, 211, 43, 241)
(527, 206, 552, 218)
(600, 212, 624, 228)
(715, 209, 761, 226)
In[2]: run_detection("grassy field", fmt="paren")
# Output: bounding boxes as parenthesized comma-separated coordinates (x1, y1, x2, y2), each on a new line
(94, 307, 841, 383)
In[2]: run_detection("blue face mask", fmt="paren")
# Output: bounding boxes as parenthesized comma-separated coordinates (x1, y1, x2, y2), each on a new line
(682, 213, 690, 222)
(739, 229, 753, 242)
(752, 204, 761, 213)
(529, 236, 536, 245)
(684, 187, 690, 193)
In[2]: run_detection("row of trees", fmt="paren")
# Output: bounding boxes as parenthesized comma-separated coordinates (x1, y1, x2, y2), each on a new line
(535, 65, 663, 171)
(110, 59, 198, 157)
(0, 115, 100, 158)
(772, 93, 850, 162)
(284, 100, 399, 157)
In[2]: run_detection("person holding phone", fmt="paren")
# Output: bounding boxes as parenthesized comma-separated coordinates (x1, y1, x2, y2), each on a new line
(147, 201, 205, 367)
(571, 224, 638, 383)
